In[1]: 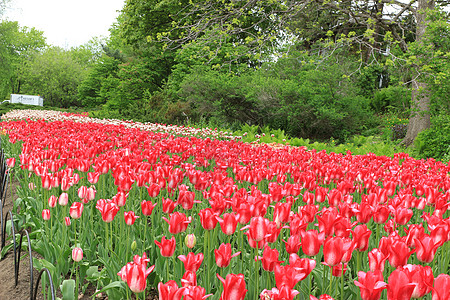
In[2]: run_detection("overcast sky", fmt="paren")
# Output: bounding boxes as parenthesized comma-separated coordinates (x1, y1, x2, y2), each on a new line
(2, 0, 125, 48)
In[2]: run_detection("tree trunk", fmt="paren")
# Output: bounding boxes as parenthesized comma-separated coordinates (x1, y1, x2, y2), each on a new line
(402, 0, 435, 147)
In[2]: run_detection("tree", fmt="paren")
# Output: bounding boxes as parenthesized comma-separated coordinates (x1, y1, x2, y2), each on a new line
(20, 47, 88, 107)
(0, 21, 46, 99)
(151, 0, 448, 145)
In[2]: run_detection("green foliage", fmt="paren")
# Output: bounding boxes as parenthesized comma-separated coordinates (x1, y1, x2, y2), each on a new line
(175, 54, 377, 142)
(415, 114, 450, 160)
(371, 85, 411, 113)
(0, 20, 46, 99)
(77, 55, 122, 107)
(20, 47, 87, 108)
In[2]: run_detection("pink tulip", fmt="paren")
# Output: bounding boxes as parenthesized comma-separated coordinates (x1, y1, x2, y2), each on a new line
(72, 247, 83, 262)
(58, 193, 69, 206)
(95, 199, 119, 222)
(42, 209, 50, 221)
(124, 211, 139, 225)
(69, 201, 83, 219)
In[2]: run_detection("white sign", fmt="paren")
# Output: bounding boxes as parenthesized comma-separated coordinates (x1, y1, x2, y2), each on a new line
(10, 94, 44, 106)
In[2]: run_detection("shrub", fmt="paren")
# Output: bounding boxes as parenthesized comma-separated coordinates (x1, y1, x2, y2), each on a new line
(415, 114, 450, 160)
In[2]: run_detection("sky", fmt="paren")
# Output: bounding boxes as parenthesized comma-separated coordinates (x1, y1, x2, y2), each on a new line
(2, 0, 125, 48)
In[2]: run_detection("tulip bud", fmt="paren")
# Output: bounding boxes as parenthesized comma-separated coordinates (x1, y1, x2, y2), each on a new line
(72, 247, 83, 262)
(64, 216, 71, 226)
(6, 157, 15, 168)
(42, 209, 50, 221)
(59, 193, 69, 206)
(28, 182, 36, 190)
(48, 195, 57, 208)
(131, 240, 137, 252)
(185, 234, 196, 248)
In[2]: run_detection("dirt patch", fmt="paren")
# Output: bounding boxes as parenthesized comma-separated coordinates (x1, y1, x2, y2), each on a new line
(0, 176, 46, 300)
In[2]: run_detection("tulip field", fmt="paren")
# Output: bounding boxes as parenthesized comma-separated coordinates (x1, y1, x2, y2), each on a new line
(1, 109, 449, 300)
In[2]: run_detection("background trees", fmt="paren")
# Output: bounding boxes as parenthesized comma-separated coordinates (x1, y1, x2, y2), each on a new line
(0, 21, 46, 99)
(1, 0, 449, 156)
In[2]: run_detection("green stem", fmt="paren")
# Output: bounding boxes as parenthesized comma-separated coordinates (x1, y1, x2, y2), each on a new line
(255, 246, 260, 298)
(340, 263, 344, 300)
(75, 263, 79, 299)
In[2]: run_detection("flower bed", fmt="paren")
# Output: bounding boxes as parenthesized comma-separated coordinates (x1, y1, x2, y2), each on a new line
(1, 110, 449, 300)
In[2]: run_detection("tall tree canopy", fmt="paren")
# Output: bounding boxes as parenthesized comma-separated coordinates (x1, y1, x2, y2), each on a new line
(145, 0, 447, 145)
(0, 20, 46, 99)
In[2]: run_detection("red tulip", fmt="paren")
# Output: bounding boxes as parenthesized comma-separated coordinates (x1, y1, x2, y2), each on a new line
(273, 202, 291, 225)
(86, 186, 96, 201)
(198, 208, 218, 230)
(178, 252, 204, 272)
(316, 207, 338, 237)
(372, 205, 390, 224)
(258, 245, 283, 272)
(246, 216, 268, 242)
(112, 191, 128, 207)
(352, 224, 372, 252)
(118, 253, 155, 294)
(260, 285, 300, 300)
(181, 270, 197, 287)
(146, 182, 161, 198)
(387, 240, 414, 268)
(42, 209, 50, 221)
(124, 211, 139, 225)
(405, 224, 426, 248)
(141, 200, 157, 216)
(78, 186, 87, 199)
(61, 176, 71, 191)
(368, 248, 388, 273)
(393, 206, 413, 225)
(214, 243, 240, 268)
(6, 157, 15, 168)
(300, 229, 323, 256)
(431, 274, 450, 300)
(387, 267, 417, 300)
(414, 235, 441, 263)
(163, 212, 191, 234)
(310, 295, 334, 300)
(274, 264, 306, 290)
(216, 273, 247, 300)
(41, 174, 52, 190)
(216, 213, 238, 235)
(289, 254, 316, 280)
(329, 262, 347, 277)
(403, 264, 433, 298)
(87, 171, 100, 184)
(177, 185, 197, 210)
(95, 199, 119, 222)
(284, 234, 302, 254)
(162, 197, 177, 214)
(48, 195, 57, 208)
(184, 285, 212, 300)
(154, 236, 176, 257)
(323, 236, 345, 266)
(354, 270, 387, 300)
(64, 216, 71, 226)
(157, 280, 187, 300)
(69, 201, 83, 219)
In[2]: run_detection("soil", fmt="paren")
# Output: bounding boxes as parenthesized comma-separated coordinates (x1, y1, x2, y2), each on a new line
(0, 176, 45, 300)
(0, 176, 160, 300)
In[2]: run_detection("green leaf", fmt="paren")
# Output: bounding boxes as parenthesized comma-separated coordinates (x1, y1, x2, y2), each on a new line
(94, 281, 126, 296)
(60, 279, 75, 300)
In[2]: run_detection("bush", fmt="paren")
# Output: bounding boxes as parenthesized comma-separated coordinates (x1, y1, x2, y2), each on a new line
(415, 114, 450, 160)
(176, 61, 377, 142)
(371, 86, 410, 113)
